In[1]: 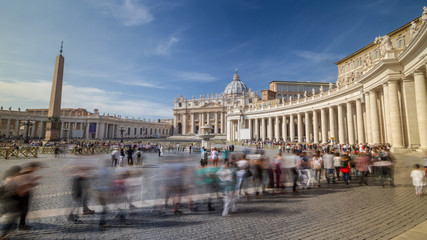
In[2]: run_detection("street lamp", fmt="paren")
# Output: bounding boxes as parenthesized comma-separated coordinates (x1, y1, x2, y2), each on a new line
(23, 116, 33, 144)
(119, 127, 125, 143)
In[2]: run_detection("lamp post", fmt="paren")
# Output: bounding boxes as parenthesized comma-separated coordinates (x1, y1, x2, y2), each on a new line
(119, 127, 125, 143)
(23, 116, 33, 144)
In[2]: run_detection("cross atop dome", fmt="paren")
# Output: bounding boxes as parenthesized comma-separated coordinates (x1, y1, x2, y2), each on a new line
(233, 68, 240, 82)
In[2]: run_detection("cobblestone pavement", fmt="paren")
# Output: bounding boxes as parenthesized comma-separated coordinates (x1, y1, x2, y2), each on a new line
(0, 147, 426, 240)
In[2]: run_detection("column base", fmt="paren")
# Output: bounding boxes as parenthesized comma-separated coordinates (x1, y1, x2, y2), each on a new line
(390, 146, 405, 153)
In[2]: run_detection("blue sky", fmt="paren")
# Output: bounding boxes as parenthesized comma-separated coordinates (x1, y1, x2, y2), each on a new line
(0, 0, 424, 119)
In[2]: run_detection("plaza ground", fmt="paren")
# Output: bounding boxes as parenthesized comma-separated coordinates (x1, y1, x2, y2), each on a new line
(0, 147, 426, 240)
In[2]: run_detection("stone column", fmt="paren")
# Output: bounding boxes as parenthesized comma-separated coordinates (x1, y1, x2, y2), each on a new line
(86, 123, 90, 139)
(338, 104, 345, 144)
(297, 112, 303, 143)
(275, 116, 280, 140)
(267, 117, 273, 140)
(60, 122, 65, 139)
(370, 90, 381, 144)
(313, 111, 318, 143)
(305, 112, 311, 143)
(388, 80, 403, 148)
(356, 99, 365, 144)
(5, 119, 10, 137)
(184, 113, 189, 135)
(249, 118, 253, 140)
(226, 119, 231, 141)
(31, 121, 37, 138)
(237, 119, 240, 140)
(402, 77, 420, 146)
(346, 102, 355, 145)
(23, 124, 28, 138)
(14, 120, 20, 137)
(221, 112, 225, 134)
(206, 112, 210, 126)
(254, 118, 259, 140)
(383, 83, 392, 144)
(282, 116, 287, 141)
(214, 112, 218, 134)
(261, 118, 266, 140)
(68, 122, 73, 139)
(365, 92, 372, 144)
(289, 114, 295, 142)
(190, 113, 195, 134)
(321, 108, 327, 144)
(413, 70, 427, 150)
(201, 113, 205, 127)
(329, 107, 335, 142)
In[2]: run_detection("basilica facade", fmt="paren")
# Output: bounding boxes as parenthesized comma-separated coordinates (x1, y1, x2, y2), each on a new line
(227, 7, 427, 151)
(173, 70, 260, 136)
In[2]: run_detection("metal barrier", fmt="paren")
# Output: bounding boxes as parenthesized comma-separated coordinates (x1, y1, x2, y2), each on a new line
(0, 147, 38, 159)
(71, 146, 111, 155)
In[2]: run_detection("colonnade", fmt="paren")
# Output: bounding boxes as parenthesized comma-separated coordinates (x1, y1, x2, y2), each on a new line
(0, 114, 172, 140)
(228, 66, 427, 150)
(176, 111, 226, 135)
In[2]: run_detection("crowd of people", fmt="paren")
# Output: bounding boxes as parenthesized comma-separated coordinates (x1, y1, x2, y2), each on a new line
(0, 141, 425, 239)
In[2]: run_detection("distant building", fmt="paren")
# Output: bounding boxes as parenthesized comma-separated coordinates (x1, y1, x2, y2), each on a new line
(0, 107, 172, 140)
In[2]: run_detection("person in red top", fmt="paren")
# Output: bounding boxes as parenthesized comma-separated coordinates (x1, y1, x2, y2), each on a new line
(340, 153, 351, 185)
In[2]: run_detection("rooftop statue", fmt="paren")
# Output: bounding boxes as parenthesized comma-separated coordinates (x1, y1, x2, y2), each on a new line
(422, 6, 427, 24)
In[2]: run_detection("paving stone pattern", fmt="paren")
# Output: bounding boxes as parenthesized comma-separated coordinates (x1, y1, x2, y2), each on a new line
(1, 148, 426, 240)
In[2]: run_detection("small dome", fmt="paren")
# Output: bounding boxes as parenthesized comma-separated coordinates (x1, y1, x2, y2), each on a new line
(224, 69, 249, 95)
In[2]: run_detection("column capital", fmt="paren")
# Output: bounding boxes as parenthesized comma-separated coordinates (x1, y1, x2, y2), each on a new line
(387, 78, 400, 84)
(414, 69, 425, 76)
(402, 76, 414, 82)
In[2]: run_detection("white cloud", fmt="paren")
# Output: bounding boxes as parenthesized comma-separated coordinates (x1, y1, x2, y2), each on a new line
(155, 36, 179, 56)
(0, 79, 172, 118)
(94, 0, 154, 26)
(178, 72, 217, 82)
(116, 80, 166, 89)
(294, 50, 343, 62)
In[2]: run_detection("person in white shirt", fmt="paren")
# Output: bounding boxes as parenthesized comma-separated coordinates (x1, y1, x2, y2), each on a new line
(323, 150, 335, 184)
(211, 148, 219, 166)
(110, 148, 120, 167)
(410, 164, 425, 196)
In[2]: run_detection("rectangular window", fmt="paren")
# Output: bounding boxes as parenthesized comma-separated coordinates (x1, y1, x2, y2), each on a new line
(140, 128, 142, 135)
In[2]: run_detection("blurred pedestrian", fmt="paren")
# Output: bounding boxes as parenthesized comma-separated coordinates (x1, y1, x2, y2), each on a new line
(135, 148, 143, 165)
(119, 148, 125, 167)
(111, 148, 119, 167)
(410, 164, 425, 196)
(356, 153, 371, 186)
(126, 147, 134, 165)
(211, 147, 219, 166)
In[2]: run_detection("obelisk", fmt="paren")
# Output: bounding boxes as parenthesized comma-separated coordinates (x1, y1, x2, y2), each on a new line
(45, 42, 64, 141)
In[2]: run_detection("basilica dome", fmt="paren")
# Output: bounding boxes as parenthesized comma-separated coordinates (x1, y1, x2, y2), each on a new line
(224, 69, 249, 95)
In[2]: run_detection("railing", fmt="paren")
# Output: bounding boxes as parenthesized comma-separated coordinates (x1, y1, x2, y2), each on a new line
(0, 147, 38, 159)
